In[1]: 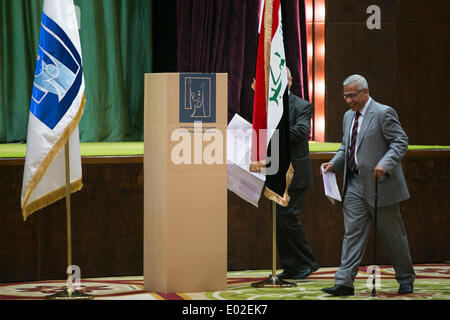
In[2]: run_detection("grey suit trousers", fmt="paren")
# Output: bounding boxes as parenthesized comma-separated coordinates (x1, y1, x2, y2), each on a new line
(335, 173, 415, 288)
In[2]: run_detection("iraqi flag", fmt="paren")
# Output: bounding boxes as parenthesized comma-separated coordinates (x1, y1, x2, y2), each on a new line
(21, 0, 85, 220)
(250, 0, 293, 206)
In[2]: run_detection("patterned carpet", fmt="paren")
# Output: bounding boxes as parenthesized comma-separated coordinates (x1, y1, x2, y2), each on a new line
(0, 263, 448, 300)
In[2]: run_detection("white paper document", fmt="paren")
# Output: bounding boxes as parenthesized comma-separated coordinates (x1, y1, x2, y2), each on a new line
(226, 114, 265, 207)
(321, 166, 341, 204)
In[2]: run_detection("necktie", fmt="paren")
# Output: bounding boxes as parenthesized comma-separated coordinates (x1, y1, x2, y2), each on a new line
(348, 111, 361, 172)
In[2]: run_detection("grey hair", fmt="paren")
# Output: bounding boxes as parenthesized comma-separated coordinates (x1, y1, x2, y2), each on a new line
(286, 66, 292, 79)
(343, 74, 369, 90)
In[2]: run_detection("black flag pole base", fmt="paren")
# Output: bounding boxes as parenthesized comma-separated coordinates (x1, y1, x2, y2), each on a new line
(251, 274, 297, 288)
(46, 288, 94, 300)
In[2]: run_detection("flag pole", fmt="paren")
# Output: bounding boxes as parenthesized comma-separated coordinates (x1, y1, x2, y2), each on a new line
(251, 201, 296, 288)
(272, 201, 277, 279)
(46, 141, 93, 300)
(64, 142, 73, 298)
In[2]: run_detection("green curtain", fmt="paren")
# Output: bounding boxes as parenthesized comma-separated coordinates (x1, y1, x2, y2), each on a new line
(0, 0, 152, 143)
(0, 0, 42, 143)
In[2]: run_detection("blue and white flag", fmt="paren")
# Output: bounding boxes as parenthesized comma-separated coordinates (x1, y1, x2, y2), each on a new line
(21, 0, 85, 220)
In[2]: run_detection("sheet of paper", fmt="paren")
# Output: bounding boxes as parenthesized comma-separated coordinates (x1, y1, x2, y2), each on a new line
(321, 166, 341, 204)
(227, 163, 265, 207)
(226, 114, 265, 207)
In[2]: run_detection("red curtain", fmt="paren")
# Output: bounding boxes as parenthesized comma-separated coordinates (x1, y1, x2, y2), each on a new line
(177, 0, 309, 123)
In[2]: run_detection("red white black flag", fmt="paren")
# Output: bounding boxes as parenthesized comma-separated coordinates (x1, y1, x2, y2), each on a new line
(250, 0, 293, 206)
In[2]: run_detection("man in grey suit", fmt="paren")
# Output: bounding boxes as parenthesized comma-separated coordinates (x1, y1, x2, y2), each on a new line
(276, 68, 319, 280)
(321, 74, 415, 296)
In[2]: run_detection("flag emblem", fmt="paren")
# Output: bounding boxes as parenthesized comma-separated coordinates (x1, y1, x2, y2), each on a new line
(269, 52, 286, 106)
(31, 13, 83, 130)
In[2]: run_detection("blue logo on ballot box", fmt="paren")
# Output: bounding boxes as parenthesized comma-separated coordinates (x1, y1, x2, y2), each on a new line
(179, 74, 216, 123)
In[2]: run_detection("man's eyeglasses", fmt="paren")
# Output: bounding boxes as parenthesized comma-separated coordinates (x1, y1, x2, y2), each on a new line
(343, 89, 364, 100)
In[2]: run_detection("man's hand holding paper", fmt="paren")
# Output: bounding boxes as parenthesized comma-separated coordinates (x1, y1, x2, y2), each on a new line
(320, 164, 341, 204)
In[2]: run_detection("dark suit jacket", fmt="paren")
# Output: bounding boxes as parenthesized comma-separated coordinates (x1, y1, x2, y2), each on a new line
(288, 93, 313, 189)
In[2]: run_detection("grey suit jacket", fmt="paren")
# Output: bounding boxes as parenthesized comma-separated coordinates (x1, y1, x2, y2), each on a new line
(289, 93, 313, 189)
(331, 99, 410, 207)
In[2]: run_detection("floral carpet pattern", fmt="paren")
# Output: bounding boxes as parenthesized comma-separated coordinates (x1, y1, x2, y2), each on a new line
(0, 263, 448, 300)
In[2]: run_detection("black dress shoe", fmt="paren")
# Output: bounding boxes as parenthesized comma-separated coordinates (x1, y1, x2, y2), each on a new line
(322, 285, 354, 296)
(398, 283, 413, 294)
(276, 270, 291, 280)
(277, 270, 305, 280)
(277, 265, 320, 280)
(293, 265, 320, 279)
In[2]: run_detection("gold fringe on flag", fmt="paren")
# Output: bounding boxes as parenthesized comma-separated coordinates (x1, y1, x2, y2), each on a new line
(22, 95, 86, 221)
(263, 162, 294, 207)
(22, 179, 83, 219)
(249, 0, 274, 174)
(263, 0, 274, 108)
(249, 160, 267, 173)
